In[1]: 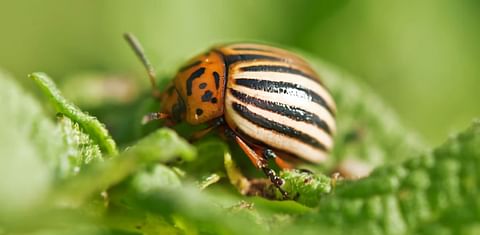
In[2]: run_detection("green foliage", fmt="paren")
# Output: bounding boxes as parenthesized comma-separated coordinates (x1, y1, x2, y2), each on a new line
(57, 116, 103, 178)
(294, 121, 480, 234)
(274, 170, 332, 207)
(0, 52, 478, 235)
(30, 72, 118, 156)
(52, 128, 196, 207)
(0, 71, 65, 218)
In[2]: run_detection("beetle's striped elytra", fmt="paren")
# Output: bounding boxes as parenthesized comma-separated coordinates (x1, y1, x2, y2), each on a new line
(125, 34, 336, 198)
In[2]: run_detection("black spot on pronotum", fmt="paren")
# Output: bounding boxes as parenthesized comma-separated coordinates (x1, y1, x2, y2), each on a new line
(211, 97, 218, 104)
(186, 67, 206, 96)
(199, 82, 207, 89)
(196, 108, 204, 116)
(213, 72, 220, 89)
(201, 90, 213, 102)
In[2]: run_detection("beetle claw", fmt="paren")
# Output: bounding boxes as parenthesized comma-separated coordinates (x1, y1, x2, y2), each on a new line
(261, 167, 289, 199)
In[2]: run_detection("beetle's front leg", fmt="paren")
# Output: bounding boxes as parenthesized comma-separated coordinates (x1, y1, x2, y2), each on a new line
(141, 112, 170, 124)
(233, 135, 288, 199)
(189, 118, 225, 142)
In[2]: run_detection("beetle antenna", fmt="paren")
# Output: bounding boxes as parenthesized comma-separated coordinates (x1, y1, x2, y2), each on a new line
(124, 33, 161, 98)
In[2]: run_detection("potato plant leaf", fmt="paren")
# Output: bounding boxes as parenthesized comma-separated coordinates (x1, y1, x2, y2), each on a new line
(0, 71, 65, 218)
(0, 47, 477, 234)
(57, 115, 103, 178)
(30, 72, 118, 156)
(285, 120, 480, 235)
(53, 128, 196, 206)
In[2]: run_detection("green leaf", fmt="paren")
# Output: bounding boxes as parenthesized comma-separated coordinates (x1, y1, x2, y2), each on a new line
(30, 72, 118, 156)
(182, 139, 229, 177)
(57, 115, 103, 178)
(127, 186, 268, 235)
(198, 173, 222, 190)
(274, 170, 332, 207)
(0, 71, 65, 218)
(290, 120, 480, 234)
(130, 164, 182, 194)
(3, 48, 476, 235)
(53, 128, 195, 206)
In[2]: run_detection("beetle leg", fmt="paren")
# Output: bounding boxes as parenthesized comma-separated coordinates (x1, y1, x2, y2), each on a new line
(141, 112, 170, 124)
(262, 148, 295, 170)
(234, 136, 288, 199)
(189, 126, 216, 141)
(189, 118, 225, 141)
(234, 136, 266, 168)
(274, 156, 294, 170)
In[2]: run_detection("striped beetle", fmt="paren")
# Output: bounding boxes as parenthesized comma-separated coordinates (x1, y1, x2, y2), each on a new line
(125, 34, 336, 197)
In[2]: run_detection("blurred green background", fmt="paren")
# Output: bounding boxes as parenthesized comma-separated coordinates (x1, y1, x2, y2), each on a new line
(1, 0, 479, 145)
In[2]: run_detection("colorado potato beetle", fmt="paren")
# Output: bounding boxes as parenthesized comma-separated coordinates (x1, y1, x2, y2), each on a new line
(124, 34, 336, 197)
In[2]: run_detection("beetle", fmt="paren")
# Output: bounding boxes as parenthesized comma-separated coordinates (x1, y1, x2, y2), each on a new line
(124, 33, 336, 197)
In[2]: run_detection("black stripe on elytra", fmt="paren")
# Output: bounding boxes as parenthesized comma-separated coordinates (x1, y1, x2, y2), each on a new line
(232, 127, 309, 163)
(240, 65, 319, 83)
(234, 79, 335, 116)
(232, 102, 327, 151)
(179, 60, 202, 72)
(225, 54, 282, 65)
(186, 67, 206, 96)
(229, 89, 331, 134)
(213, 71, 220, 89)
(231, 47, 271, 52)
